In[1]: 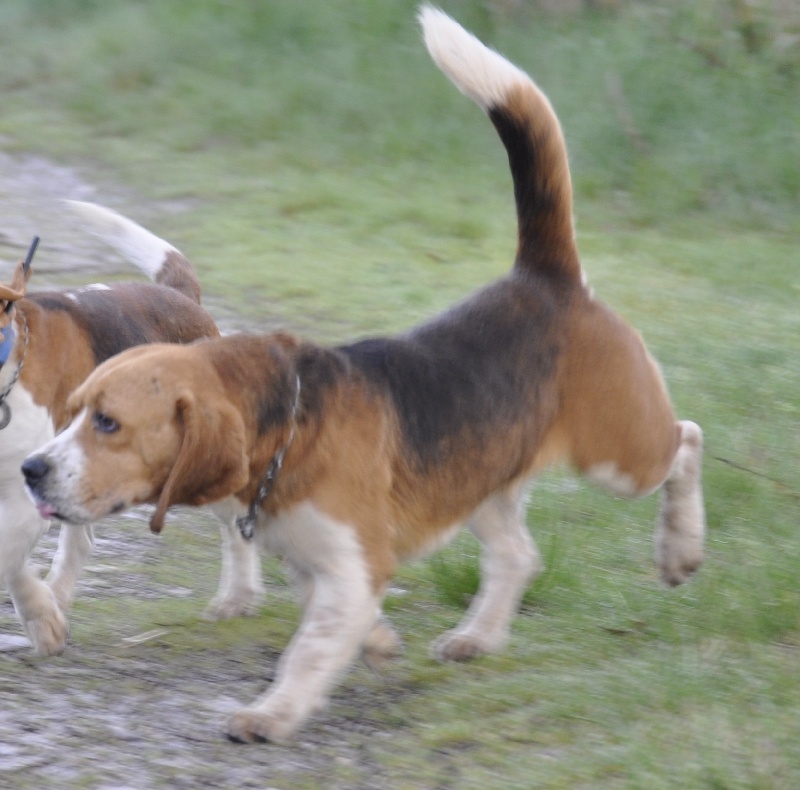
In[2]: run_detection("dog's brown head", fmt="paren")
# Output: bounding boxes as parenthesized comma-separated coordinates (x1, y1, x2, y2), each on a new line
(22, 342, 250, 533)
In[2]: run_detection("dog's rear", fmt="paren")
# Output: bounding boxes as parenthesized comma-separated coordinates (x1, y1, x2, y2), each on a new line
(66, 200, 204, 303)
(421, 6, 705, 587)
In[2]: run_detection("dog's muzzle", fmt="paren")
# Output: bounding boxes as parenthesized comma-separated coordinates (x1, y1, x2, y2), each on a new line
(21, 454, 60, 519)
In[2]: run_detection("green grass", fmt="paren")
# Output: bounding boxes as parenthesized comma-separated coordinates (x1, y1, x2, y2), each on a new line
(1, 0, 799, 786)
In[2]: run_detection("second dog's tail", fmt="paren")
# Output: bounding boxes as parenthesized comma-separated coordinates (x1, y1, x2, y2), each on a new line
(65, 201, 203, 304)
(419, 6, 581, 283)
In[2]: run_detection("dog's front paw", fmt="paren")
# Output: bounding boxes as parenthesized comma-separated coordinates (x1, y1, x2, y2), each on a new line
(202, 588, 265, 620)
(226, 707, 297, 744)
(430, 631, 500, 663)
(361, 618, 402, 672)
(25, 606, 69, 657)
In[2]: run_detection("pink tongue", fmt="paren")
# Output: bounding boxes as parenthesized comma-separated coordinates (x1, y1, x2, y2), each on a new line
(35, 502, 57, 520)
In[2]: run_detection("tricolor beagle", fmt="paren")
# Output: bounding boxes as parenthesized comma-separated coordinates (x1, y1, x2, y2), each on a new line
(23, 8, 706, 741)
(2, 203, 260, 655)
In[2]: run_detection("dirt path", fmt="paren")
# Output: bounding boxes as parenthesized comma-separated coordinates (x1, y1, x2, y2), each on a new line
(0, 153, 412, 789)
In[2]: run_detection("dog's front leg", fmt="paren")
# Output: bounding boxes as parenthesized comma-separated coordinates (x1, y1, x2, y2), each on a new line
(46, 523, 95, 612)
(227, 563, 378, 743)
(227, 508, 379, 743)
(1, 493, 68, 655)
(6, 561, 68, 655)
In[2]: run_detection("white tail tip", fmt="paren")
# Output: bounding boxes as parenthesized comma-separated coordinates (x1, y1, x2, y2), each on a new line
(65, 200, 179, 281)
(418, 4, 529, 111)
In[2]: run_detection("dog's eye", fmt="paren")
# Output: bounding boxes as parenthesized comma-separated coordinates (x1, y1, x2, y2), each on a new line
(92, 411, 120, 434)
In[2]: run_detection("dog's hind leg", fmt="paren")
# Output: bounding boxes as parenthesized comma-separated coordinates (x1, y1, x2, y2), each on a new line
(46, 523, 95, 611)
(431, 482, 541, 662)
(655, 420, 706, 586)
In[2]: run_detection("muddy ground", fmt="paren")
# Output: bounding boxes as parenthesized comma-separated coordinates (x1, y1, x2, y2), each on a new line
(1, 513, 410, 789)
(0, 153, 428, 789)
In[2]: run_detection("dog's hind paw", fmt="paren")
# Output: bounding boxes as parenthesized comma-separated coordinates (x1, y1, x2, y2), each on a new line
(430, 631, 501, 663)
(657, 539, 704, 587)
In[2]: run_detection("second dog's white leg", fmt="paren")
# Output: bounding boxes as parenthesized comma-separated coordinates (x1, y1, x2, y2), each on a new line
(1, 491, 68, 655)
(46, 523, 95, 612)
(7, 563, 68, 656)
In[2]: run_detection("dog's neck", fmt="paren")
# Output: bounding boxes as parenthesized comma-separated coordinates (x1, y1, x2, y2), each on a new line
(236, 373, 302, 539)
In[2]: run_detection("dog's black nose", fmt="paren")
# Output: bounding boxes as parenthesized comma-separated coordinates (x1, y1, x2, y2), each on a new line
(21, 455, 51, 488)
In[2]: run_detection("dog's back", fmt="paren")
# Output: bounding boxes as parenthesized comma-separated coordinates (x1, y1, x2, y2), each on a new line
(331, 10, 587, 528)
(16, 203, 219, 429)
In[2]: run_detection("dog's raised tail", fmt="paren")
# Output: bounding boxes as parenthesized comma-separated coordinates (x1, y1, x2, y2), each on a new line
(419, 6, 580, 282)
(65, 200, 203, 304)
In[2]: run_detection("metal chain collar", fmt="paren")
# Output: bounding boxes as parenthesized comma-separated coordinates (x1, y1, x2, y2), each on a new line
(236, 373, 302, 540)
(0, 311, 29, 430)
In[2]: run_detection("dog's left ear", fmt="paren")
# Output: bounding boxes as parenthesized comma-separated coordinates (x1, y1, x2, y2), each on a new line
(149, 391, 249, 534)
(0, 260, 31, 321)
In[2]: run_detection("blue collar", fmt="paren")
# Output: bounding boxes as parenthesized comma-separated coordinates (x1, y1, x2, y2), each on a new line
(0, 324, 16, 366)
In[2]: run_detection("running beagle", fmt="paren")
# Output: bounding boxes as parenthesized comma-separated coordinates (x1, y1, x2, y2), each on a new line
(23, 8, 706, 741)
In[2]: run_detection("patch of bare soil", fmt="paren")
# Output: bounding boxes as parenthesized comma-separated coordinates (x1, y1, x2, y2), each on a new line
(1, 514, 409, 789)
(0, 153, 412, 789)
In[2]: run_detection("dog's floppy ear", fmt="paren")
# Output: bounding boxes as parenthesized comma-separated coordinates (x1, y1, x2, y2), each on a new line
(150, 391, 250, 534)
(0, 260, 31, 322)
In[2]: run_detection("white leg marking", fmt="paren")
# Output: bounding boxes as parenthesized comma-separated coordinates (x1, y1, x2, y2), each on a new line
(203, 499, 265, 619)
(0, 490, 68, 655)
(227, 503, 377, 742)
(0, 385, 68, 654)
(432, 483, 541, 662)
(655, 420, 706, 586)
(46, 524, 95, 612)
(586, 461, 640, 497)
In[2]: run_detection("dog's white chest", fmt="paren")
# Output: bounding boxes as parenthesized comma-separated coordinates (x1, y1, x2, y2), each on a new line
(0, 383, 53, 496)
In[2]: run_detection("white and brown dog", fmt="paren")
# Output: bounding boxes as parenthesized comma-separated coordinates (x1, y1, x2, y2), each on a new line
(23, 8, 706, 741)
(3, 202, 262, 655)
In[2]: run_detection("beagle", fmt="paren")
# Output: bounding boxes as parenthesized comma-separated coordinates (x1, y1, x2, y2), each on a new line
(23, 8, 706, 742)
(2, 203, 260, 655)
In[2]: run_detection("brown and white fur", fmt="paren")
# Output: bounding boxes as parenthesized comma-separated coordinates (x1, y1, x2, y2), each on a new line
(2, 202, 262, 655)
(23, 8, 705, 741)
